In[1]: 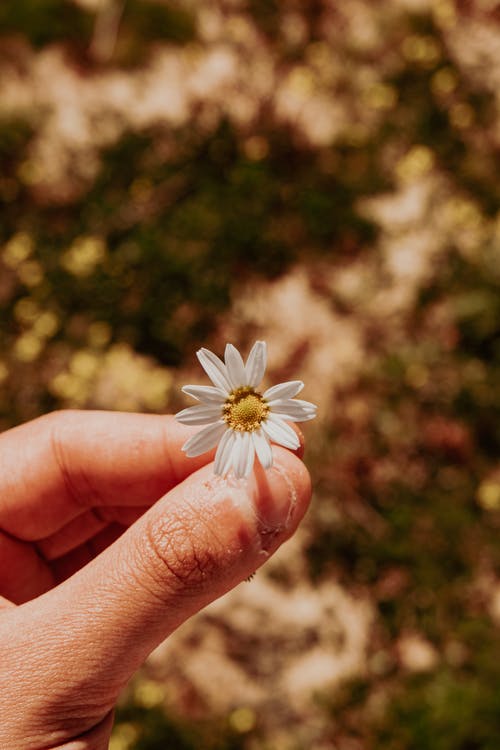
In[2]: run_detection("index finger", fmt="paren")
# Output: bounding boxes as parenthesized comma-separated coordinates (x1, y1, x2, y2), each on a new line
(0, 411, 211, 539)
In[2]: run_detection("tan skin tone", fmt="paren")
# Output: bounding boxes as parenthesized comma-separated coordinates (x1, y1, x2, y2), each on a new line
(0, 410, 311, 750)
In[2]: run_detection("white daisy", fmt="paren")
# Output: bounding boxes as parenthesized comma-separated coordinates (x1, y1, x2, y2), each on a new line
(175, 341, 317, 479)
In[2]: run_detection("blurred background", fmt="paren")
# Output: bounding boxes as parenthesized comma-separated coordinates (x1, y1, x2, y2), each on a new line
(1, 0, 500, 748)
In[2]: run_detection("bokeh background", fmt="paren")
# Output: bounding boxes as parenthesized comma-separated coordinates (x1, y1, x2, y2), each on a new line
(1, 1, 500, 748)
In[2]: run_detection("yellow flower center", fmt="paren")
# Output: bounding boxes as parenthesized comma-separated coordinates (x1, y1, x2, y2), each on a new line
(222, 387, 269, 432)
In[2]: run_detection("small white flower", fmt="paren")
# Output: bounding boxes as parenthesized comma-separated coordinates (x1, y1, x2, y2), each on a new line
(175, 341, 317, 479)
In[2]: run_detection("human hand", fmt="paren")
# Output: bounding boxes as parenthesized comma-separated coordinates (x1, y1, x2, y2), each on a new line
(0, 410, 311, 749)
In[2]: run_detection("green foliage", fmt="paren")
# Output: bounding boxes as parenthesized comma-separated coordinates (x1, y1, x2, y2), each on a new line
(115, 702, 247, 750)
(373, 667, 500, 750)
(0, 118, 381, 377)
(384, 15, 500, 216)
(0, 0, 93, 48)
(123, 0, 195, 46)
(0, 0, 195, 66)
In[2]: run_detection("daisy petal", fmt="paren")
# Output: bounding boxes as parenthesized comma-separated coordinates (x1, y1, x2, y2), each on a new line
(268, 398, 317, 421)
(245, 341, 267, 388)
(214, 429, 236, 476)
(261, 414, 300, 450)
(253, 429, 273, 469)
(182, 421, 226, 457)
(175, 404, 222, 425)
(242, 434, 256, 477)
(182, 384, 226, 404)
(230, 432, 242, 477)
(291, 411, 317, 422)
(263, 380, 304, 401)
(293, 398, 318, 411)
(224, 343, 246, 389)
(197, 348, 231, 392)
(233, 432, 255, 479)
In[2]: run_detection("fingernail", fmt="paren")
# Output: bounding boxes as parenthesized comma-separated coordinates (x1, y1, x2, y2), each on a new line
(252, 461, 298, 548)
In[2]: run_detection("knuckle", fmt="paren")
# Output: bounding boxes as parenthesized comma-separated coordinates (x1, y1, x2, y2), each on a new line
(46, 410, 102, 509)
(143, 510, 222, 595)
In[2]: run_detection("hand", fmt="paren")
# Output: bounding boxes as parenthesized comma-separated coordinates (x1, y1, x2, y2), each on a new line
(0, 410, 311, 749)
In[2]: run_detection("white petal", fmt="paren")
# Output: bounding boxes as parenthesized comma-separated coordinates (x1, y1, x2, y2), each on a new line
(214, 429, 236, 476)
(289, 411, 316, 422)
(175, 404, 222, 425)
(182, 384, 226, 404)
(293, 398, 317, 411)
(252, 429, 273, 469)
(268, 397, 317, 411)
(268, 398, 317, 421)
(243, 437, 256, 477)
(182, 421, 226, 457)
(245, 341, 267, 388)
(224, 343, 246, 389)
(233, 432, 255, 479)
(231, 432, 244, 478)
(197, 348, 231, 392)
(263, 380, 304, 401)
(261, 414, 300, 450)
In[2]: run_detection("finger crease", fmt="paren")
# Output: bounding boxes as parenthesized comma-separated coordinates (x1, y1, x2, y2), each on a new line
(49, 425, 106, 510)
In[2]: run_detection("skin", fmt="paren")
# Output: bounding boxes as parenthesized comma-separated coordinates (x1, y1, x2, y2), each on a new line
(0, 410, 312, 750)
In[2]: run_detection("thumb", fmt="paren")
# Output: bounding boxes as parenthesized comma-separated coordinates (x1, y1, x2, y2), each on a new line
(3, 447, 311, 736)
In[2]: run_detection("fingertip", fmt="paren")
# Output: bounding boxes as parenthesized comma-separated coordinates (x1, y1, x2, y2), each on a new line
(251, 445, 312, 550)
(291, 423, 305, 459)
(275, 443, 312, 499)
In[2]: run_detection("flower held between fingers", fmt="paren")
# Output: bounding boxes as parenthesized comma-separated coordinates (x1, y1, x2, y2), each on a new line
(175, 341, 317, 478)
